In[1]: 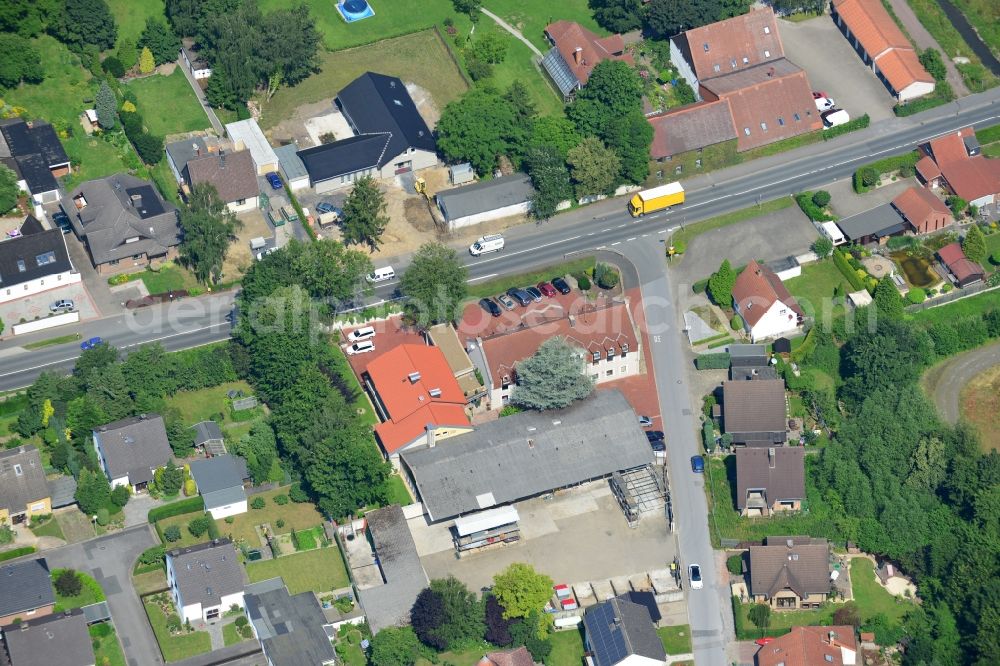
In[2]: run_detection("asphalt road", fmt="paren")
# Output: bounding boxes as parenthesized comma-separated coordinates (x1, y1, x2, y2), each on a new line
(926, 339, 1000, 423)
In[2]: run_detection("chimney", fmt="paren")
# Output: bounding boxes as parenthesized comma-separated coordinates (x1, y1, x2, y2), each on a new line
(768, 447, 776, 468)
(193, 143, 200, 156)
(426, 424, 436, 448)
(220, 151, 226, 169)
(573, 47, 583, 64)
(130, 193, 143, 208)
(767, 67, 775, 77)
(786, 538, 794, 548)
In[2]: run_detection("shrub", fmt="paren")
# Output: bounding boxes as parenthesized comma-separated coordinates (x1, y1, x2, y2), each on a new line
(55, 570, 83, 597)
(594, 263, 620, 289)
(225, 516, 235, 524)
(288, 484, 309, 503)
(251, 496, 266, 510)
(96, 508, 110, 526)
(811, 190, 831, 208)
(795, 192, 834, 222)
(138, 546, 166, 566)
(90, 622, 112, 638)
(276, 518, 285, 528)
(858, 166, 879, 189)
(110, 485, 130, 508)
(148, 497, 205, 523)
(183, 479, 196, 497)
(906, 288, 927, 304)
(694, 353, 730, 370)
(575, 273, 591, 290)
(165, 613, 182, 633)
(991, 251, 1000, 265)
(273, 494, 289, 506)
(726, 554, 743, 575)
(730, 314, 744, 330)
(466, 57, 493, 81)
(163, 525, 182, 542)
(941, 283, 953, 293)
(103, 56, 125, 78)
(188, 516, 211, 537)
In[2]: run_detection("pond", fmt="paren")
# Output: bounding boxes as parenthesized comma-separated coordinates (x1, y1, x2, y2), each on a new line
(890, 251, 937, 287)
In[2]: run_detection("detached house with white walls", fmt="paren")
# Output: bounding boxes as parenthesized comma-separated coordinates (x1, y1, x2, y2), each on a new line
(732, 260, 804, 342)
(166, 539, 246, 623)
(92, 414, 173, 493)
(0, 215, 79, 305)
(0, 118, 70, 207)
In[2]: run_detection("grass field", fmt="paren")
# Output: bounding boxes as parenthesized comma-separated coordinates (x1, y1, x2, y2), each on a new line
(734, 599, 835, 639)
(384, 475, 412, 505)
(946, 0, 1000, 59)
(985, 231, 1000, 261)
(910, 289, 1000, 327)
(849, 558, 917, 624)
(30, 516, 66, 541)
(334, 627, 368, 666)
(218, 486, 324, 545)
(464, 28, 564, 116)
(128, 69, 210, 136)
(483, 0, 605, 50)
(91, 624, 127, 666)
(261, 29, 468, 131)
(155, 511, 215, 549)
(672, 198, 795, 253)
(548, 630, 586, 666)
(107, 0, 165, 48)
(223, 622, 251, 647)
(245, 547, 350, 595)
(144, 599, 212, 661)
(784, 259, 851, 319)
(415, 642, 495, 666)
(327, 347, 377, 426)
(658, 625, 693, 655)
(132, 569, 169, 595)
(466, 256, 596, 299)
(959, 363, 1000, 452)
(52, 569, 106, 611)
(906, 0, 999, 91)
(165, 380, 256, 425)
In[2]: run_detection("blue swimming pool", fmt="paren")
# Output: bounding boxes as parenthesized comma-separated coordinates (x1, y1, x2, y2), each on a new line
(337, 0, 375, 22)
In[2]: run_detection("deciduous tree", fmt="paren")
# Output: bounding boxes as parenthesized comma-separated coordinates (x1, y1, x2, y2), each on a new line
(0, 165, 20, 215)
(179, 183, 243, 284)
(139, 17, 181, 66)
(401, 243, 469, 326)
(341, 176, 389, 252)
(646, 0, 725, 38)
(812, 236, 833, 258)
(528, 116, 582, 160)
(54, 570, 83, 597)
(0, 0, 56, 37)
(50, 0, 117, 52)
(525, 145, 572, 220)
(369, 626, 425, 666)
(589, 0, 644, 32)
(436, 88, 520, 175)
(411, 578, 483, 650)
(0, 34, 44, 88)
(511, 337, 595, 410)
(491, 564, 554, 619)
(567, 137, 620, 197)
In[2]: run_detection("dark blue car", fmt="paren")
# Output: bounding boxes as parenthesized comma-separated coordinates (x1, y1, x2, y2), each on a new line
(691, 455, 705, 473)
(265, 172, 283, 190)
(316, 201, 341, 215)
(80, 336, 103, 350)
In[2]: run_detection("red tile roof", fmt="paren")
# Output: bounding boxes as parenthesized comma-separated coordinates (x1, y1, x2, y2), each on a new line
(648, 100, 737, 158)
(367, 344, 469, 454)
(938, 242, 985, 284)
(926, 128, 1000, 201)
(479, 646, 536, 666)
(929, 127, 976, 166)
(756, 625, 858, 666)
(682, 7, 784, 81)
(892, 186, 952, 231)
(876, 48, 935, 92)
(545, 21, 634, 86)
(732, 260, 805, 327)
(915, 155, 941, 183)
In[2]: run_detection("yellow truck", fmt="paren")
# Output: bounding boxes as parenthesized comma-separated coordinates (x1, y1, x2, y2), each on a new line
(628, 182, 685, 216)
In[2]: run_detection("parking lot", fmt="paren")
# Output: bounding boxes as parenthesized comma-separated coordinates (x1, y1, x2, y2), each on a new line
(780, 14, 898, 122)
(411, 481, 678, 591)
(0, 279, 98, 337)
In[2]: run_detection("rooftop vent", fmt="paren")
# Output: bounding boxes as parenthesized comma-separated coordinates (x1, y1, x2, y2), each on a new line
(408, 371, 421, 383)
(429, 388, 442, 398)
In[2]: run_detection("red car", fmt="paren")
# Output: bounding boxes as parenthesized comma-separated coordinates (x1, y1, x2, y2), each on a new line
(811, 91, 829, 100)
(755, 638, 775, 646)
(537, 281, 557, 297)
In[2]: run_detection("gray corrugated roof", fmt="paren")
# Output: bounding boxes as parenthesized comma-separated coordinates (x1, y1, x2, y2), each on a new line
(583, 596, 666, 666)
(401, 390, 654, 521)
(436, 173, 535, 221)
(0, 445, 49, 514)
(245, 584, 336, 666)
(274, 143, 308, 182)
(541, 48, 580, 96)
(189, 455, 248, 509)
(93, 414, 173, 485)
(358, 505, 428, 632)
(48, 475, 78, 508)
(167, 539, 245, 607)
(4, 609, 95, 666)
(836, 203, 907, 241)
(192, 420, 223, 446)
(0, 558, 54, 617)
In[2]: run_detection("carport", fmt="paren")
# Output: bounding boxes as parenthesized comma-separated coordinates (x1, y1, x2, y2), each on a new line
(611, 466, 668, 527)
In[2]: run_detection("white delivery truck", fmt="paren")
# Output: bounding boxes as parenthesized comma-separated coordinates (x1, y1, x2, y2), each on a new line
(469, 234, 505, 256)
(250, 237, 266, 251)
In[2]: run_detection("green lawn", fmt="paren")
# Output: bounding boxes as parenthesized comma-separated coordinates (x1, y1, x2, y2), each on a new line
(415, 642, 494, 666)
(150, 157, 182, 205)
(334, 627, 368, 666)
(849, 558, 916, 624)
(466, 256, 596, 299)
(672, 197, 795, 252)
(128, 68, 210, 136)
(784, 259, 850, 318)
(91, 624, 127, 666)
(905, 0, 998, 91)
(384, 474, 412, 505)
(657, 625, 693, 655)
(293, 525, 326, 551)
(218, 486, 325, 545)
(222, 622, 252, 647)
(132, 569, 169, 595)
(910, 289, 1000, 327)
(985, 230, 1000, 262)
(30, 516, 65, 541)
(155, 511, 215, 548)
(483, 0, 605, 50)
(52, 569, 106, 611)
(165, 380, 256, 425)
(261, 29, 468, 131)
(107, 0, 165, 48)
(327, 347, 377, 427)
(948, 0, 999, 59)
(111, 263, 201, 294)
(24, 334, 82, 350)
(245, 547, 350, 595)
(144, 599, 212, 662)
(733, 599, 836, 639)
(548, 630, 586, 666)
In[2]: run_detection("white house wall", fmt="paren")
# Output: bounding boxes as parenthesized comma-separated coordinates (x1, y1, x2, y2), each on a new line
(1, 269, 81, 304)
(376, 149, 438, 179)
(447, 202, 532, 231)
(207, 499, 248, 520)
(286, 175, 310, 192)
(897, 80, 935, 102)
(226, 197, 259, 214)
(491, 350, 640, 406)
(669, 39, 701, 101)
(743, 301, 799, 342)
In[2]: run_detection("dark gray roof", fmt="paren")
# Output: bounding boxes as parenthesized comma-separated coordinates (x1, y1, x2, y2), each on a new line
(0, 119, 69, 193)
(401, 390, 654, 521)
(14, 153, 58, 193)
(165, 136, 209, 178)
(729, 344, 768, 364)
(0, 558, 54, 617)
(583, 596, 666, 666)
(358, 505, 428, 632)
(189, 455, 248, 511)
(750, 537, 831, 599)
(48, 475, 78, 508)
(93, 414, 173, 485)
(0, 219, 73, 290)
(184, 149, 259, 204)
(61, 174, 180, 266)
(736, 447, 805, 510)
(336, 72, 436, 162)
(541, 48, 580, 96)
(723, 379, 787, 444)
(81, 600, 111, 623)
(297, 134, 391, 183)
(245, 584, 336, 666)
(3, 609, 95, 666)
(836, 203, 907, 241)
(274, 144, 308, 182)
(167, 539, 245, 608)
(436, 173, 536, 221)
(0, 445, 50, 514)
(192, 420, 224, 446)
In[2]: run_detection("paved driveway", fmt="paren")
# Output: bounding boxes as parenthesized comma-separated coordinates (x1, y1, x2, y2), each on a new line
(925, 340, 1000, 423)
(44, 525, 162, 666)
(780, 15, 897, 122)
(0, 280, 98, 333)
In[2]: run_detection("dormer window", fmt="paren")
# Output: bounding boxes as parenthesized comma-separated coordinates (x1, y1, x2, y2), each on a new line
(744, 127, 751, 136)
(764, 49, 771, 58)
(13, 464, 22, 476)
(713, 64, 720, 73)
(742, 56, 749, 64)
(501, 375, 510, 389)
(793, 113, 801, 121)
(778, 117, 785, 126)
(621, 343, 629, 357)
(16, 259, 25, 272)
(607, 347, 615, 360)
(730, 58, 737, 68)
(761, 122, 768, 131)
(763, 26, 770, 34)
(592, 350, 601, 364)
(36, 251, 56, 266)
(703, 43, 709, 52)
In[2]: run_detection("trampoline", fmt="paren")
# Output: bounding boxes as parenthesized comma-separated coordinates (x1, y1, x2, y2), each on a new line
(337, 0, 375, 22)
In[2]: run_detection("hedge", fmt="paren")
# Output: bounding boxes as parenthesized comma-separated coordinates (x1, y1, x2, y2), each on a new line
(833, 251, 866, 291)
(283, 180, 317, 241)
(795, 193, 835, 222)
(148, 496, 205, 524)
(823, 113, 870, 140)
(0, 546, 35, 562)
(695, 352, 731, 370)
(894, 82, 954, 117)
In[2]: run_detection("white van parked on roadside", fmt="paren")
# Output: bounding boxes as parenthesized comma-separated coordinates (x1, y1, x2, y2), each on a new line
(366, 266, 395, 283)
(469, 234, 505, 256)
(348, 326, 376, 342)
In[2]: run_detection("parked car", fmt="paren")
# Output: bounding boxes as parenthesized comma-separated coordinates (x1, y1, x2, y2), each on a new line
(345, 340, 375, 355)
(691, 455, 705, 473)
(550, 277, 571, 294)
(650, 440, 666, 453)
(506, 288, 533, 307)
(537, 282, 557, 298)
(479, 298, 502, 317)
(50, 299, 75, 312)
(821, 109, 850, 128)
(315, 201, 340, 214)
(525, 286, 543, 302)
(80, 336, 103, 350)
(812, 91, 829, 100)
(265, 172, 283, 190)
(495, 294, 516, 310)
(52, 211, 72, 234)
(814, 96, 835, 111)
(646, 431, 664, 443)
(638, 415, 653, 427)
(348, 326, 376, 342)
(688, 564, 703, 590)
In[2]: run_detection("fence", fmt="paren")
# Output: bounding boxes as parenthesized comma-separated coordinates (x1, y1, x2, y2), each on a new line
(904, 281, 1000, 312)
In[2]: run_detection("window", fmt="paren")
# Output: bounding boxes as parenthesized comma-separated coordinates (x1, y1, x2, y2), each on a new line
(606, 369, 614, 377)
(713, 64, 720, 73)
(793, 113, 801, 121)
(703, 43, 709, 52)
(742, 56, 749, 64)
(501, 375, 510, 389)
(778, 117, 785, 126)
(592, 350, 601, 364)
(591, 374, 599, 381)
(132, 253, 143, 260)
(695, 159, 702, 168)
(236, 198, 246, 205)
(744, 127, 751, 136)
(621, 343, 629, 357)
(109, 259, 120, 265)
(764, 50, 770, 58)
(763, 26, 770, 34)
(761, 122, 768, 131)
(13, 464, 22, 476)
(16, 259, 25, 272)
(620, 365, 626, 374)
(675, 165, 682, 175)
(35, 251, 56, 266)
(607, 347, 615, 360)
(730, 58, 737, 69)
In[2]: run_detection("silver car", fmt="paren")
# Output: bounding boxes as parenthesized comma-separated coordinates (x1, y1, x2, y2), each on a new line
(50, 299, 75, 312)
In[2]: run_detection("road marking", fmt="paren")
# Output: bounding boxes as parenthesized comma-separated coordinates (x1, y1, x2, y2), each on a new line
(627, 237, 636, 241)
(601, 228, 611, 232)
(611, 241, 621, 246)
(642, 234, 649, 238)
(467, 273, 497, 283)
(658, 229, 668, 234)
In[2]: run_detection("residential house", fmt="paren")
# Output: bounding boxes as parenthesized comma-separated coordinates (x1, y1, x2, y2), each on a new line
(832, 0, 935, 101)
(191, 420, 226, 456)
(180, 38, 212, 79)
(731, 260, 804, 341)
(922, 127, 1000, 213)
(355, 505, 429, 633)
(363, 344, 472, 462)
(541, 21, 634, 99)
(188, 455, 249, 519)
(2, 609, 96, 666)
(166, 539, 246, 622)
(425, 323, 487, 404)
(61, 174, 181, 274)
(244, 578, 336, 666)
(401, 390, 654, 522)
(477, 303, 640, 407)
(225, 119, 280, 175)
(749, 537, 831, 609)
(729, 343, 777, 381)
(0, 118, 70, 206)
(92, 414, 173, 492)
(0, 558, 55, 626)
(668, 8, 821, 154)
(184, 149, 259, 213)
(722, 379, 787, 446)
(648, 100, 738, 163)
(891, 186, 953, 234)
(298, 72, 437, 192)
(736, 447, 805, 516)
(0, 215, 80, 304)
(435, 174, 536, 231)
(582, 595, 666, 666)
(835, 203, 908, 245)
(164, 136, 222, 184)
(755, 625, 858, 666)
(273, 144, 310, 192)
(477, 646, 539, 666)
(0, 445, 51, 525)
(938, 241, 985, 287)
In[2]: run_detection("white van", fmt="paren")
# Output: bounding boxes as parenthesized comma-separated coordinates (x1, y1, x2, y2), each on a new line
(348, 326, 376, 342)
(345, 340, 375, 355)
(822, 109, 850, 129)
(469, 234, 505, 256)
(249, 237, 267, 251)
(366, 266, 395, 283)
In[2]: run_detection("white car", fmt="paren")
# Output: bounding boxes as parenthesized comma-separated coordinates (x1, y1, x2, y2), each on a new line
(814, 96, 836, 111)
(688, 564, 704, 590)
(345, 340, 375, 355)
(348, 326, 376, 342)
